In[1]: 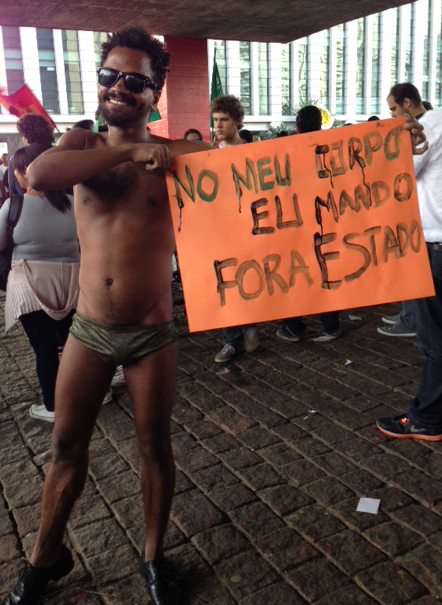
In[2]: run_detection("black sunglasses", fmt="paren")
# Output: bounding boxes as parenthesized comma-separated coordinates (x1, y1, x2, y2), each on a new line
(97, 67, 158, 93)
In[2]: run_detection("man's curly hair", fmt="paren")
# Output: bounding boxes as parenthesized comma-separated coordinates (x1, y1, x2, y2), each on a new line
(211, 95, 244, 127)
(101, 27, 171, 91)
(16, 114, 55, 147)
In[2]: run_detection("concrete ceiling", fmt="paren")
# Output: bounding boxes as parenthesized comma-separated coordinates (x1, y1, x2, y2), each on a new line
(0, 0, 411, 43)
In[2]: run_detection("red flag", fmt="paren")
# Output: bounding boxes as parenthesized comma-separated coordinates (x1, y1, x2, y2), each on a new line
(0, 84, 56, 128)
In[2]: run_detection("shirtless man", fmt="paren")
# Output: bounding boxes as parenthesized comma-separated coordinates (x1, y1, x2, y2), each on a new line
(2, 27, 206, 605)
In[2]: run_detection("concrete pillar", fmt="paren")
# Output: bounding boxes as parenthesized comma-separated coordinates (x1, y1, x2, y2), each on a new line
(19, 28, 42, 103)
(269, 43, 282, 118)
(344, 21, 358, 119)
(226, 41, 240, 98)
(78, 30, 98, 117)
(53, 29, 69, 115)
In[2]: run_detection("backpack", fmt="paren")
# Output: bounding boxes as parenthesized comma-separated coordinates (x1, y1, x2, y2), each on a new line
(0, 194, 24, 291)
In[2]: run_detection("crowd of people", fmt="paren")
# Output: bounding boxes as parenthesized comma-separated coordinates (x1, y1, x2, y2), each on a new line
(0, 25, 440, 605)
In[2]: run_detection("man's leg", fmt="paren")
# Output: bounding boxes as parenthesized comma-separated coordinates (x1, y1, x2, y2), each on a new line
(30, 335, 115, 567)
(276, 316, 306, 342)
(215, 326, 244, 362)
(124, 341, 178, 562)
(377, 300, 417, 337)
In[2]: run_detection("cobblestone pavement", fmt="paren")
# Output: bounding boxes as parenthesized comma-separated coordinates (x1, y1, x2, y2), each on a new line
(1, 293, 441, 604)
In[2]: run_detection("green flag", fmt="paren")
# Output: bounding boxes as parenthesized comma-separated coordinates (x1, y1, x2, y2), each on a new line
(148, 108, 161, 123)
(210, 50, 224, 127)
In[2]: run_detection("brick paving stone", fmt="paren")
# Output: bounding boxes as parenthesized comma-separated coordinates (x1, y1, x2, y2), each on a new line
(70, 517, 128, 558)
(396, 543, 442, 597)
(229, 501, 285, 539)
(0, 533, 20, 564)
(111, 494, 143, 530)
(0, 505, 14, 538)
(366, 486, 416, 511)
(100, 573, 149, 604)
(285, 556, 351, 602)
(314, 585, 379, 604)
(338, 469, 384, 494)
(312, 423, 360, 445)
(207, 482, 256, 511)
(177, 446, 219, 473)
(86, 543, 140, 584)
(174, 470, 196, 494)
(218, 446, 263, 470)
(13, 503, 41, 537)
(2, 475, 43, 508)
(359, 453, 412, 481)
(97, 470, 140, 504)
(44, 588, 102, 605)
(291, 436, 332, 457)
(279, 459, 327, 487)
(356, 561, 427, 604)
(236, 462, 284, 491)
(237, 425, 281, 450)
(191, 523, 250, 565)
(364, 522, 424, 557)
(206, 407, 257, 434)
(304, 476, 355, 506)
(258, 443, 303, 466)
(259, 484, 314, 516)
(254, 526, 318, 572)
(390, 469, 442, 507)
(186, 572, 238, 605)
(333, 437, 382, 461)
(185, 419, 224, 440)
(286, 504, 347, 541)
(200, 433, 239, 454)
(214, 549, 280, 600)
(312, 451, 359, 476)
(241, 582, 307, 605)
(88, 452, 130, 480)
(317, 530, 386, 574)
(189, 463, 238, 492)
(390, 504, 442, 537)
(172, 490, 226, 536)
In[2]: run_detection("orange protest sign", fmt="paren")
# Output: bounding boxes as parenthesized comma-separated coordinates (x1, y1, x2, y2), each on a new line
(166, 118, 435, 332)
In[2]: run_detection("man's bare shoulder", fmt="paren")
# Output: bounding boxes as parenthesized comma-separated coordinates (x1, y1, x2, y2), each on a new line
(55, 128, 107, 151)
(166, 139, 211, 157)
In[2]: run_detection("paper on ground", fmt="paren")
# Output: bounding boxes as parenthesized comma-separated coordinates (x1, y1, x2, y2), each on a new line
(357, 498, 380, 514)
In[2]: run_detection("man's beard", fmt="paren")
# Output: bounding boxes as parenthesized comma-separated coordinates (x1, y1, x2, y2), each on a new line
(99, 95, 150, 128)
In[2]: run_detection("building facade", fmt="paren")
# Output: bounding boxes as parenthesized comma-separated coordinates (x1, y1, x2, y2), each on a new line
(0, 0, 441, 152)
(209, 0, 442, 131)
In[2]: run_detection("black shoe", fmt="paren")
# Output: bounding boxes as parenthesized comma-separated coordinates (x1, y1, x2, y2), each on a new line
(1, 545, 74, 605)
(139, 557, 179, 605)
(376, 414, 442, 442)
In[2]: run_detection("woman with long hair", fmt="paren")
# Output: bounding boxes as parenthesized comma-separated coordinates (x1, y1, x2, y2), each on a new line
(0, 143, 80, 422)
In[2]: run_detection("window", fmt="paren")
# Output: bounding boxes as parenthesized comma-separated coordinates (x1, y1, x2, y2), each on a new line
(319, 31, 330, 109)
(213, 40, 227, 93)
(239, 42, 251, 115)
(335, 25, 345, 114)
(390, 9, 399, 87)
(2, 26, 25, 94)
(298, 37, 308, 107)
(371, 15, 381, 113)
(62, 30, 84, 114)
(36, 29, 59, 114)
(281, 43, 292, 115)
(94, 32, 108, 68)
(403, 3, 413, 82)
(422, 0, 431, 101)
(258, 43, 269, 115)
(356, 19, 365, 114)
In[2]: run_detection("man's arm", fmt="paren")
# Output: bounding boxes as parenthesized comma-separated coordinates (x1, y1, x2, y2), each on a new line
(27, 129, 173, 191)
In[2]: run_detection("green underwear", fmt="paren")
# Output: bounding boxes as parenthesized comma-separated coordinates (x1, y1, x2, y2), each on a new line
(70, 312, 177, 367)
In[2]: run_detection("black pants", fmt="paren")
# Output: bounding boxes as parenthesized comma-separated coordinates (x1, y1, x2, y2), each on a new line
(20, 310, 75, 412)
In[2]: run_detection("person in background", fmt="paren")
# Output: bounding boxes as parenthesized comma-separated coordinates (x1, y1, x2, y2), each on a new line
(211, 94, 260, 362)
(183, 128, 203, 142)
(0, 143, 80, 423)
(423, 101, 433, 111)
(239, 128, 253, 143)
(73, 119, 95, 131)
(276, 105, 341, 344)
(367, 115, 380, 121)
(0, 152, 9, 203)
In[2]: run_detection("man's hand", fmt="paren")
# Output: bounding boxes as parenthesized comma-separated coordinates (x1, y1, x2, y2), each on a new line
(404, 114, 429, 155)
(131, 144, 173, 170)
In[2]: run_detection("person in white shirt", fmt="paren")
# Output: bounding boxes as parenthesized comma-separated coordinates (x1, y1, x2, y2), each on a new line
(377, 83, 442, 441)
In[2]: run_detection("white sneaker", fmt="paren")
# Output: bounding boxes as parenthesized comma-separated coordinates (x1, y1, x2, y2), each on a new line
(215, 344, 236, 363)
(102, 388, 113, 405)
(111, 366, 126, 387)
(312, 330, 341, 343)
(244, 326, 259, 353)
(29, 404, 55, 423)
